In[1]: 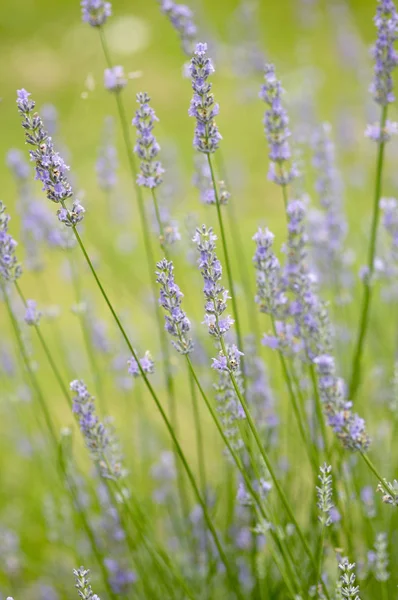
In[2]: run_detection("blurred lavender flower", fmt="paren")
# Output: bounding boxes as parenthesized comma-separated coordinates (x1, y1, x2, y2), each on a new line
(245, 337, 278, 433)
(228, 0, 266, 80)
(0, 527, 21, 576)
(371, 532, 389, 581)
(0, 202, 22, 282)
(376, 478, 398, 505)
(104, 67, 127, 92)
(338, 558, 361, 600)
(24, 299, 41, 326)
(193, 155, 229, 205)
(158, 0, 197, 55)
(133, 92, 164, 189)
(81, 0, 112, 27)
(41, 104, 59, 137)
(71, 380, 124, 480)
(96, 117, 118, 192)
(87, 312, 112, 355)
(370, 0, 398, 106)
(6, 149, 30, 181)
(188, 43, 222, 153)
(365, 119, 398, 142)
(156, 259, 193, 354)
(16, 90, 85, 227)
(214, 346, 245, 451)
(252, 228, 286, 317)
(316, 463, 333, 526)
(313, 354, 370, 451)
(73, 566, 100, 599)
(151, 451, 176, 504)
(259, 64, 298, 186)
(127, 351, 155, 377)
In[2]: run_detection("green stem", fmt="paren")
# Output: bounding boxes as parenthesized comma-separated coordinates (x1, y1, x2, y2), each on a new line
(66, 227, 242, 598)
(309, 364, 329, 461)
(207, 154, 245, 367)
(360, 452, 394, 500)
(349, 105, 388, 398)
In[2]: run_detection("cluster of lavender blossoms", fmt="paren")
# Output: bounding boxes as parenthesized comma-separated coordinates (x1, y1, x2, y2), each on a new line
(188, 43, 221, 154)
(316, 464, 333, 526)
(366, 0, 398, 142)
(24, 299, 41, 326)
(70, 380, 124, 480)
(127, 352, 155, 377)
(158, 0, 197, 56)
(0, 202, 22, 283)
(259, 64, 298, 186)
(193, 155, 230, 205)
(16, 90, 85, 227)
(74, 566, 100, 600)
(156, 259, 193, 354)
(133, 93, 164, 189)
(81, 0, 111, 27)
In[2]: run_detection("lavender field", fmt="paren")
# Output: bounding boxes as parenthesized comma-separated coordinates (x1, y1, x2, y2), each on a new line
(1, 0, 398, 598)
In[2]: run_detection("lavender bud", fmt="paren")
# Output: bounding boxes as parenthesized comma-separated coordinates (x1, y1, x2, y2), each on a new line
(212, 344, 244, 374)
(73, 566, 101, 599)
(188, 43, 222, 154)
(156, 259, 193, 354)
(81, 0, 112, 27)
(24, 299, 41, 326)
(57, 201, 85, 227)
(70, 380, 123, 480)
(127, 351, 155, 377)
(133, 93, 164, 189)
(376, 478, 398, 505)
(193, 155, 229, 205)
(369, 0, 398, 106)
(0, 202, 22, 283)
(316, 463, 333, 526)
(158, 0, 197, 56)
(259, 64, 297, 186)
(338, 558, 361, 600)
(373, 532, 389, 581)
(104, 67, 127, 93)
(214, 345, 245, 451)
(365, 119, 398, 142)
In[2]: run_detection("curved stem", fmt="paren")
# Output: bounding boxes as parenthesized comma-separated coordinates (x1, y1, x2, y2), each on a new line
(350, 105, 388, 398)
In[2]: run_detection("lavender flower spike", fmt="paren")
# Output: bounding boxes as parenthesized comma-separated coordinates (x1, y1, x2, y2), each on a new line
(133, 93, 164, 189)
(188, 43, 222, 153)
(259, 64, 298, 186)
(70, 380, 123, 480)
(73, 566, 101, 600)
(370, 0, 398, 106)
(0, 202, 22, 283)
(252, 228, 286, 317)
(338, 559, 361, 600)
(16, 89, 85, 227)
(156, 259, 193, 354)
(81, 0, 112, 27)
(127, 351, 155, 377)
(159, 0, 197, 56)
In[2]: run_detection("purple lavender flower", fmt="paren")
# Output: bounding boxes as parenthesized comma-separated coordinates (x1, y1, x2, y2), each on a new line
(104, 559, 136, 594)
(6, 149, 30, 181)
(70, 380, 123, 479)
(73, 566, 100, 600)
(81, 0, 112, 27)
(133, 93, 164, 189)
(24, 299, 41, 326)
(0, 202, 22, 282)
(96, 117, 118, 191)
(193, 155, 230, 205)
(252, 228, 286, 317)
(212, 345, 243, 374)
(370, 0, 398, 106)
(313, 354, 370, 451)
(259, 64, 298, 186)
(156, 259, 193, 354)
(214, 344, 245, 451)
(188, 43, 222, 154)
(127, 351, 154, 377)
(365, 119, 398, 142)
(158, 0, 197, 56)
(151, 451, 176, 503)
(16, 90, 85, 227)
(104, 67, 127, 92)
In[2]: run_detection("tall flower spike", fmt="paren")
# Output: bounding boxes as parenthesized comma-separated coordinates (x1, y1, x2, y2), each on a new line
(0, 202, 22, 283)
(252, 227, 286, 318)
(259, 64, 298, 186)
(158, 0, 197, 56)
(81, 0, 112, 27)
(188, 43, 222, 154)
(370, 0, 398, 106)
(73, 566, 100, 600)
(70, 380, 124, 480)
(316, 463, 333, 526)
(133, 93, 164, 189)
(338, 559, 361, 600)
(156, 259, 193, 354)
(16, 90, 85, 227)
